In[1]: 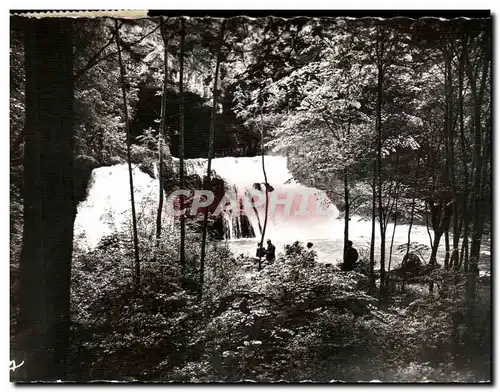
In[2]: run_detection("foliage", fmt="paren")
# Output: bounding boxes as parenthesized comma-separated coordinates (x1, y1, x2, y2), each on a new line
(69, 220, 237, 380)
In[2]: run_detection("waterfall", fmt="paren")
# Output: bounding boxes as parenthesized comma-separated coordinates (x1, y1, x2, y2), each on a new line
(74, 164, 161, 249)
(182, 156, 341, 242)
(73, 156, 341, 250)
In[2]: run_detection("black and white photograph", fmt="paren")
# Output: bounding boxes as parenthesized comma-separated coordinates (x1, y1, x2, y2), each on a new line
(9, 10, 492, 383)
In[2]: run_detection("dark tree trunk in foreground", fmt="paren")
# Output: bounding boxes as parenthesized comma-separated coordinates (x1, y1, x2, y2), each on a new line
(115, 20, 141, 291)
(155, 19, 169, 251)
(200, 21, 225, 298)
(179, 18, 186, 277)
(18, 18, 75, 381)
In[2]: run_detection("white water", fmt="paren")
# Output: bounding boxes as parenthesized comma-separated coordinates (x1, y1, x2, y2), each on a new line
(73, 164, 173, 250)
(74, 155, 489, 269)
(185, 156, 341, 242)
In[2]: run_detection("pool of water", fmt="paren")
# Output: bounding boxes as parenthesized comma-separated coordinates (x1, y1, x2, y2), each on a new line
(225, 221, 490, 272)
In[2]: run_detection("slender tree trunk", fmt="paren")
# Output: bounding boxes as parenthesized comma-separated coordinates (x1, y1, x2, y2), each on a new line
(429, 230, 444, 267)
(444, 43, 460, 269)
(156, 19, 169, 251)
(178, 18, 186, 278)
(369, 163, 376, 292)
(458, 35, 469, 272)
(428, 202, 445, 294)
(429, 229, 443, 294)
(115, 20, 141, 291)
(425, 206, 434, 250)
(406, 159, 419, 256)
(200, 21, 225, 297)
(375, 27, 386, 298)
(343, 118, 351, 263)
(460, 220, 469, 271)
(258, 104, 269, 271)
(444, 228, 450, 269)
(387, 189, 399, 284)
(18, 18, 75, 381)
(406, 196, 415, 256)
(343, 171, 349, 263)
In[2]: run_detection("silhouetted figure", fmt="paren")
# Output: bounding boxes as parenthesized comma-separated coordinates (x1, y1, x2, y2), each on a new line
(266, 239, 276, 262)
(342, 240, 358, 271)
(307, 242, 314, 249)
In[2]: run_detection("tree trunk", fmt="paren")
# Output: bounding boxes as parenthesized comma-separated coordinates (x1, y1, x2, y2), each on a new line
(427, 200, 449, 294)
(429, 230, 444, 267)
(178, 18, 186, 278)
(444, 228, 450, 269)
(342, 117, 352, 263)
(18, 18, 75, 381)
(369, 163, 376, 292)
(458, 35, 469, 272)
(461, 221, 470, 272)
(444, 42, 460, 270)
(406, 195, 415, 255)
(115, 20, 141, 291)
(343, 171, 349, 263)
(258, 104, 269, 271)
(156, 19, 169, 250)
(387, 189, 399, 284)
(425, 206, 434, 250)
(375, 27, 386, 298)
(200, 21, 225, 298)
(429, 213, 444, 295)
(406, 158, 419, 256)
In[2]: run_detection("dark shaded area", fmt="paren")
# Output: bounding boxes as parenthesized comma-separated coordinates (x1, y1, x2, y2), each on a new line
(17, 17, 75, 381)
(130, 85, 261, 159)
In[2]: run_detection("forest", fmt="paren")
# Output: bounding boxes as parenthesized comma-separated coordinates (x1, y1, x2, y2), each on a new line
(10, 13, 491, 383)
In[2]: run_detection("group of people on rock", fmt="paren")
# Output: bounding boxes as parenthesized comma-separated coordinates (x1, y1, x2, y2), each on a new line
(255, 239, 359, 271)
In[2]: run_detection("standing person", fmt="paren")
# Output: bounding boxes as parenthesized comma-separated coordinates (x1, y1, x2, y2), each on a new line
(266, 239, 276, 263)
(342, 240, 358, 271)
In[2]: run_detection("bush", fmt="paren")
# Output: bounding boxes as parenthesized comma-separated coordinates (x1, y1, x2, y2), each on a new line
(68, 227, 491, 383)
(69, 216, 243, 381)
(166, 250, 382, 382)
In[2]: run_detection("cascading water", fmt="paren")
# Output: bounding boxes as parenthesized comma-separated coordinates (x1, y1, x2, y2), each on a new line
(186, 155, 341, 242)
(73, 163, 173, 250)
(74, 155, 451, 265)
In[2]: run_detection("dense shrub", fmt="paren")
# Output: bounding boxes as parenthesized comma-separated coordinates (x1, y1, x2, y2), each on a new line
(67, 232, 490, 382)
